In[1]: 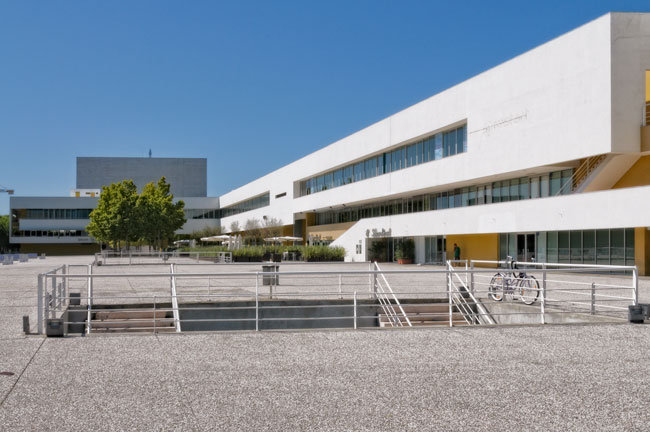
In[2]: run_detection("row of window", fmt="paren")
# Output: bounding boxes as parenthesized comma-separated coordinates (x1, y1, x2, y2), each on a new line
(219, 193, 270, 218)
(499, 229, 635, 266)
(13, 208, 94, 220)
(299, 124, 468, 196)
(184, 193, 271, 220)
(313, 169, 573, 226)
(185, 209, 220, 220)
(12, 230, 90, 238)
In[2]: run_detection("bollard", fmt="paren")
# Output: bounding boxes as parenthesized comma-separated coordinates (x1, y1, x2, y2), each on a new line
(628, 305, 645, 324)
(23, 316, 30, 334)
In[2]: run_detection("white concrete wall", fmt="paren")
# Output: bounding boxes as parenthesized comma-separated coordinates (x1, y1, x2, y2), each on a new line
(610, 13, 650, 153)
(332, 185, 650, 261)
(220, 13, 628, 231)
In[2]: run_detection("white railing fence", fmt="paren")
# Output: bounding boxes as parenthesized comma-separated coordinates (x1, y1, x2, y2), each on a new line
(373, 262, 411, 327)
(95, 251, 233, 266)
(34, 261, 639, 335)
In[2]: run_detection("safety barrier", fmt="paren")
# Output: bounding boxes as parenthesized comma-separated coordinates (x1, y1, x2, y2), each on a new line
(33, 260, 638, 335)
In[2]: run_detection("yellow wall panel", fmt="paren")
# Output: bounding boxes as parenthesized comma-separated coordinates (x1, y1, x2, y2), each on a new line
(445, 233, 499, 264)
(613, 155, 650, 189)
(306, 221, 356, 241)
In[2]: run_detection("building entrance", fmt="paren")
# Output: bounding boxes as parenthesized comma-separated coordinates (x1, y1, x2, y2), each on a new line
(516, 233, 536, 262)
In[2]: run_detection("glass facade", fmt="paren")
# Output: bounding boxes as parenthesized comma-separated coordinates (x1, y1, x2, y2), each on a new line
(11, 229, 89, 238)
(313, 168, 572, 226)
(218, 193, 270, 218)
(13, 208, 94, 219)
(185, 209, 220, 220)
(300, 124, 467, 196)
(498, 229, 635, 266)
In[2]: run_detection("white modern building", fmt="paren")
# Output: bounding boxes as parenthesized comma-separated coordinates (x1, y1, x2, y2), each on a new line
(217, 13, 650, 274)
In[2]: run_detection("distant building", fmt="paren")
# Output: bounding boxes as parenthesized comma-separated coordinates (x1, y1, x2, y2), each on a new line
(76, 157, 207, 197)
(10, 157, 218, 255)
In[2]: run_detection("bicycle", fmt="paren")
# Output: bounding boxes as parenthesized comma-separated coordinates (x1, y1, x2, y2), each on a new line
(488, 256, 539, 305)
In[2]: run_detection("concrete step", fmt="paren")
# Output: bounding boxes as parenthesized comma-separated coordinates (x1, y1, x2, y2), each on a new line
(379, 312, 464, 322)
(399, 304, 450, 314)
(90, 318, 175, 330)
(94, 310, 173, 320)
(379, 318, 468, 327)
(91, 326, 177, 333)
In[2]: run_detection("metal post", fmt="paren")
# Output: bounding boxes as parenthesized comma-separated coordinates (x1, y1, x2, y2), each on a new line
(87, 264, 93, 334)
(255, 273, 259, 331)
(470, 261, 475, 294)
(465, 260, 468, 286)
(590, 282, 596, 315)
(353, 291, 357, 329)
(62, 264, 68, 306)
(372, 264, 378, 299)
(129, 252, 132, 266)
(50, 276, 59, 318)
(153, 295, 157, 333)
(51, 279, 57, 318)
(338, 274, 342, 300)
(448, 265, 453, 327)
(368, 262, 372, 296)
(633, 266, 639, 306)
(37, 274, 43, 335)
(540, 264, 546, 324)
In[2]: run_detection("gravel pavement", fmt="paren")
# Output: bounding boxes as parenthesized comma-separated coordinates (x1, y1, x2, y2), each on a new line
(1, 256, 649, 431)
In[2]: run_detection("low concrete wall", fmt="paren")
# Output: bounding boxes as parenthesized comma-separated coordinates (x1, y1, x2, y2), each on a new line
(180, 299, 381, 331)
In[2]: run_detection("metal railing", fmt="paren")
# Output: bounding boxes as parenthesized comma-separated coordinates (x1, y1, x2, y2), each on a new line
(447, 261, 495, 325)
(34, 260, 638, 334)
(556, 154, 607, 196)
(169, 264, 181, 332)
(373, 262, 411, 327)
(95, 251, 233, 266)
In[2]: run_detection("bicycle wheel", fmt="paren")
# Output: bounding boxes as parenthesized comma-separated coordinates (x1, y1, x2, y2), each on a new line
(518, 276, 539, 305)
(488, 273, 504, 301)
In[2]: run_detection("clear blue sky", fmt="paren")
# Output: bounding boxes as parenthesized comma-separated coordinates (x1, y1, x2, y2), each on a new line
(1, 0, 648, 214)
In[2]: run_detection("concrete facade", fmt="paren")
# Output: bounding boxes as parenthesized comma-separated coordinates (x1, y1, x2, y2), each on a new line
(213, 13, 650, 269)
(77, 157, 207, 197)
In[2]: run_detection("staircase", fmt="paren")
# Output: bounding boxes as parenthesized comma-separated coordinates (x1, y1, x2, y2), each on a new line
(559, 154, 607, 195)
(89, 308, 176, 333)
(379, 303, 467, 327)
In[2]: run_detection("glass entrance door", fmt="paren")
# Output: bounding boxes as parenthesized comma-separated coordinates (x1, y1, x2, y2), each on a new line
(517, 233, 536, 262)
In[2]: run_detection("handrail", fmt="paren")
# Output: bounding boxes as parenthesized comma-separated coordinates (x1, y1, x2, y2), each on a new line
(169, 264, 181, 332)
(447, 261, 495, 325)
(556, 154, 606, 196)
(86, 264, 93, 334)
(374, 262, 412, 327)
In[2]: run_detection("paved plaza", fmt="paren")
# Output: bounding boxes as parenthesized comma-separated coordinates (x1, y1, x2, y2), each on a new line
(0, 256, 649, 430)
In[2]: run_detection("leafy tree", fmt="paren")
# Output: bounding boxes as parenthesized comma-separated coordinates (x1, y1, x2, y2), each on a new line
(136, 177, 186, 250)
(190, 225, 223, 241)
(87, 177, 185, 250)
(261, 217, 283, 239)
(229, 221, 240, 233)
(243, 218, 262, 245)
(87, 180, 139, 249)
(0, 215, 9, 253)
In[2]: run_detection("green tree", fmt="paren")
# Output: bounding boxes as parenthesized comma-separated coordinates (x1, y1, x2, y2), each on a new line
(87, 180, 139, 249)
(137, 177, 186, 250)
(0, 215, 9, 253)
